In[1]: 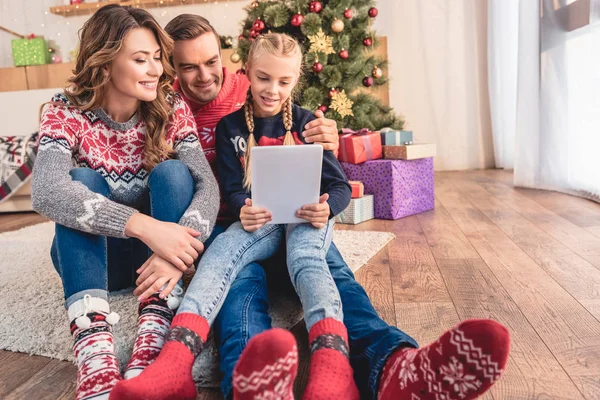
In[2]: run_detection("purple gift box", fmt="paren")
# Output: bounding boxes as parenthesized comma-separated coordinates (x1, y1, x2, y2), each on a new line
(341, 158, 434, 220)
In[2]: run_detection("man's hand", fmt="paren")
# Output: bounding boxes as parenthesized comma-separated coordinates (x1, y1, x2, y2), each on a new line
(240, 198, 272, 232)
(304, 110, 339, 153)
(297, 193, 330, 228)
(134, 254, 183, 301)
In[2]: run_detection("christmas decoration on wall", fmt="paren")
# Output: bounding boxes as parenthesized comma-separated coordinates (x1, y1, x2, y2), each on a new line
(220, 35, 234, 49)
(309, 1, 323, 13)
(331, 19, 344, 33)
(330, 90, 354, 118)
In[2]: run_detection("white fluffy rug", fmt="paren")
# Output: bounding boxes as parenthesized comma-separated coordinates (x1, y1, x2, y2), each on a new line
(0, 222, 394, 387)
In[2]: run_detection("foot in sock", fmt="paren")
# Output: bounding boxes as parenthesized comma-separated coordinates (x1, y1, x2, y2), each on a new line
(69, 295, 122, 400)
(378, 319, 510, 400)
(124, 292, 176, 379)
(302, 318, 359, 400)
(109, 313, 208, 400)
(233, 328, 298, 400)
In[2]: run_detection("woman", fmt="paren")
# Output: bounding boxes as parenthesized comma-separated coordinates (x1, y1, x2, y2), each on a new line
(31, 5, 219, 400)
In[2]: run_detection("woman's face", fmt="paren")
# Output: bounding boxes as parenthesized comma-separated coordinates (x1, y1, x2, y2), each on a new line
(105, 27, 163, 103)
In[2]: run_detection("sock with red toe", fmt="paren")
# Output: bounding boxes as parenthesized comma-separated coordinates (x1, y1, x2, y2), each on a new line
(378, 319, 510, 400)
(302, 318, 359, 400)
(109, 313, 208, 400)
(233, 328, 298, 400)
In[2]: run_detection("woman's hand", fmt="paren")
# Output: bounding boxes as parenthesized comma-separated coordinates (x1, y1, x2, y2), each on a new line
(125, 213, 204, 272)
(134, 254, 183, 301)
(303, 110, 339, 153)
(240, 198, 272, 232)
(297, 193, 330, 228)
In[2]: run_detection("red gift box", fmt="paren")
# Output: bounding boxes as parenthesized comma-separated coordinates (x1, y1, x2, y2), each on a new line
(338, 128, 382, 164)
(349, 181, 364, 198)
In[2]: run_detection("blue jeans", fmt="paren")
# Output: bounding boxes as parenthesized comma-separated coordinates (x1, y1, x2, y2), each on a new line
(178, 220, 340, 330)
(214, 242, 419, 399)
(50, 160, 194, 308)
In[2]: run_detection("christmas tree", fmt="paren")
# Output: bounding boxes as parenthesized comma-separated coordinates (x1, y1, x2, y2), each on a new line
(233, 0, 404, 131)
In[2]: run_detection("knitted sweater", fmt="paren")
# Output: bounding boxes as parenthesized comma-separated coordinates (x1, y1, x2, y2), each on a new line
(32, 93, 220, 241)
(215, 104, 351, 218)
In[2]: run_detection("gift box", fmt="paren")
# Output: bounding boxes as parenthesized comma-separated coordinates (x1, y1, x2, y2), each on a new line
(341, 158, 434, 220)
(349, 181, 364, 198)
(380, 130, 413, 146)
(338, 128, 382, 164)
(11, 37, 50, 66)
(335, 195, 374, 224)
(383, 143, 437, 160)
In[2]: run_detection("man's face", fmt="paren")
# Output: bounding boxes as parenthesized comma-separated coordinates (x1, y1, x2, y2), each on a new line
(172, 32, 223, 105)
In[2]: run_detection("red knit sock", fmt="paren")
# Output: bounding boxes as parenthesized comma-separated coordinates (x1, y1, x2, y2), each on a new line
(302, 318, 359, 400)
(378, 319, 510, 400)
(109, 313, 208, 400)
(233, 328, 298, 400)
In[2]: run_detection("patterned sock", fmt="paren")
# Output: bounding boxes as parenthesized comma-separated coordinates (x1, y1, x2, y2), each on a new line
(378, 319, 510, 400)
(302, 318, 359, 400)
(233, 328, 298, 400)
(109, 313, 208, 400)
(71, 313, 121, 400)
(123, 293, 175, 379)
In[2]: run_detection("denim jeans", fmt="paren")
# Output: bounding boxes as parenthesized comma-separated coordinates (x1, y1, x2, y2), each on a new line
(214, 241, 419, 399)
(178, 219, 340, 331)
(50, 160, 194, 308)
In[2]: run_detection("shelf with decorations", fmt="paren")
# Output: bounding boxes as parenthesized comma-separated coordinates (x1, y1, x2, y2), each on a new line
(50, 0, 246, 17)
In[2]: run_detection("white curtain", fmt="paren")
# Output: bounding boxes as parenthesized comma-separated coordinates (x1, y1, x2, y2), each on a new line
(489, 0, 600, 199)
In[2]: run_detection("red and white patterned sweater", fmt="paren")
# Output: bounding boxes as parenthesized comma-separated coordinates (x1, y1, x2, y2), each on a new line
(32, 93, 220, 240)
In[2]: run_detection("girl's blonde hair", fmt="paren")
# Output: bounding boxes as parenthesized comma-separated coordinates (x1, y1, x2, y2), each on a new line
(60, 4, 176, 170)
(243, 33, 302, 190)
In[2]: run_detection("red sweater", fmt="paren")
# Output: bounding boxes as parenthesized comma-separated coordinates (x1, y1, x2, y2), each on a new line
(175, 67, 250, 219)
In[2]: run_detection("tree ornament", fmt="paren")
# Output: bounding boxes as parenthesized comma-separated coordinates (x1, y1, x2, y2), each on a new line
(307, 29, 335, 55)
(368, 7, 378, 17)
(331, 19, 344, 33)
(252, 19, 265, 32)
(309, 1, 322, 13)
(372, 66, 383, 78)
(250, 1, 259, 9)
(363, 37, 373, 47)
(330, 90, 354, 118)
(238, 34, 246, 41)
(291, 13, 304, 27)
(343, 8, 353, 19)
(312, 61, 323, 73)
(339, 48, 349, 59)
(362, 76, 373, 87)
(230, 52, 241, 63)
(328, 88, 339, 98)
(224, 36, 233, 47)
(318, 105, 328, 113)
(250, 29, 261, 39)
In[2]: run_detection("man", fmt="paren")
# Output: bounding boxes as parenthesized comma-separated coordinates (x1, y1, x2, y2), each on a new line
(163, 15, 510, 400)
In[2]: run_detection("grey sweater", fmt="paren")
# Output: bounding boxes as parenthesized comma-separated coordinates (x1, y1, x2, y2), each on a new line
(32, 93, 219, 241)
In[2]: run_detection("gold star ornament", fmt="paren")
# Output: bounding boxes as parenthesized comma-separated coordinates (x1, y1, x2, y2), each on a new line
(307, 29, 335, 55)
(330, 90, 354, 118)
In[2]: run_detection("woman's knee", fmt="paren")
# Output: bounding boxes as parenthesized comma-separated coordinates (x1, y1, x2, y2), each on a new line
(69, 168, 110, 196)
(148, 159, 193, 190)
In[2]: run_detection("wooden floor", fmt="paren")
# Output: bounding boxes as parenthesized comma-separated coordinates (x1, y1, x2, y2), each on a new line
(1, 170, 600, 399)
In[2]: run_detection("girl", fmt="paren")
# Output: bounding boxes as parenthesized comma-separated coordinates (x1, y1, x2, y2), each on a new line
(32, 5, 219, 400)
(110, 33, 358, 400)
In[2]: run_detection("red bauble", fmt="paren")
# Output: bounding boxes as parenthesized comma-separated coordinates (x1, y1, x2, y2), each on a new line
(339, 49, 349, 59)
(362, 76, 373, 87)
(252, 19, 265, 32)
(250, 29, 261, 39)
(343, 8, 353, 19)
(291, 13, 304, 27)
(318, 105, 328, 113)
(363, 37, 373, 47)
(238, 34, 246, 41)
(309, 1, 322, 13)
(236, 68, 246, 75)
(312, 61, 323, 73)
(328, 88, 339, 98)
(368, 7, 378, 17)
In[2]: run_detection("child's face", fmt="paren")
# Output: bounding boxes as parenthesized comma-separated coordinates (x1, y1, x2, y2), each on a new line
(247, 53, 299, 118)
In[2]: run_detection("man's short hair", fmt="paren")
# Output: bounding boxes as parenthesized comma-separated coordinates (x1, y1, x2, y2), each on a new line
(164, 14, 220, 45)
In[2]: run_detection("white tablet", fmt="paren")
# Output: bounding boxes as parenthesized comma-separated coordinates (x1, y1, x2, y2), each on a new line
(250, 145, 323, 224)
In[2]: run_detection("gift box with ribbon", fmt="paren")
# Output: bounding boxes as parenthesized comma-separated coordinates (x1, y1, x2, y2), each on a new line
(349, 181, 364, 198)
(341, 158, 434, 220)
(11, 35, 50, 66)
(338, 128, 382, 165)
(380, 129, 413, 146)
(383, 143, 437, 160)
(335, 194, 374, 224)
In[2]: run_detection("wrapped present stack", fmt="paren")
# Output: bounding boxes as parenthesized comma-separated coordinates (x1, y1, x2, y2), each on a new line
(335, 189, 374, 225)
(11, 35, 51, 67)
(337, 127, 436, 221)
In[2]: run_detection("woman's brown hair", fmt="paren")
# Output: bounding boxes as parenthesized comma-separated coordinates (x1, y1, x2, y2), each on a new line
(64, 4, 176, 169)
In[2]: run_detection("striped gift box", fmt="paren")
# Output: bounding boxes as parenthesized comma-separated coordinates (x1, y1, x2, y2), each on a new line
(335, 194, 374, 225)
